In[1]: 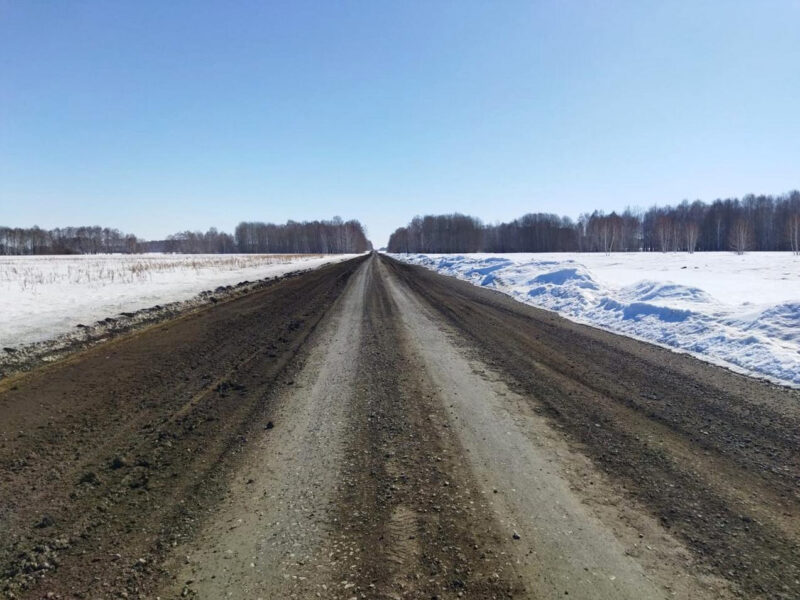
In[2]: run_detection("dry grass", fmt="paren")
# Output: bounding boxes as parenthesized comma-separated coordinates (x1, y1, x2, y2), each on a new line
(0, 254, 326, 291)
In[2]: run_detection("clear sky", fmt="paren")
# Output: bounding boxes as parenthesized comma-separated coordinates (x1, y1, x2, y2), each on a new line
(1, 1, 798, 247)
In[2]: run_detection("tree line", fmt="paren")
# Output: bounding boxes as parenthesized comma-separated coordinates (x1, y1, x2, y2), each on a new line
(387, 191, 800, 254)
(0, 226, 139, 255)
(0, 218, 371, 255)
(233, 218, 371, 254)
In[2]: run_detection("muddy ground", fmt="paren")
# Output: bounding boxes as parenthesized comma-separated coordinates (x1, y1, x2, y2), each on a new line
(1, 253, 798, 599)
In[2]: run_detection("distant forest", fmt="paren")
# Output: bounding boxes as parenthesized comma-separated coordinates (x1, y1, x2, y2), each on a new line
(387, 191, 800, 254)
(0, 218, 371, 255)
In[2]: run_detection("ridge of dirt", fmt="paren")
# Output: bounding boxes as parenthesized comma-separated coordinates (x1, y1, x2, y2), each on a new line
(0, 263, 338, 383)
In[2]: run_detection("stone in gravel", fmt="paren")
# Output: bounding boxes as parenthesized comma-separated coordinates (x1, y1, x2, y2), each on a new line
(124, 469, 149, 489)
(109, 455, 129, 470)
(78, 471, 101, 485)
(34, 515, 55, 529)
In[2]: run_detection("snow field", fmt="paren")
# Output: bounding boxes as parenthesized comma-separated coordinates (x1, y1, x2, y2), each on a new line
(0, 253, 358, 349)
(389, 252, 800, 387)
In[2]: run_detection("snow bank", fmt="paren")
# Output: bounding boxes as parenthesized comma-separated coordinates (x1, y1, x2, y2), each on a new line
(0, 254, 357, 349)
(389, 252, 800, 387)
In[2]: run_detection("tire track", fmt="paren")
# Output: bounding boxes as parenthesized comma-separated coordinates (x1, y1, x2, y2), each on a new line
(332, 256, 520, 599)
(161, 252, 372, 599)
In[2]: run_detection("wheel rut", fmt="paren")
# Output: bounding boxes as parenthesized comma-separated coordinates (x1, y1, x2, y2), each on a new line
(330, 256, 520, 599)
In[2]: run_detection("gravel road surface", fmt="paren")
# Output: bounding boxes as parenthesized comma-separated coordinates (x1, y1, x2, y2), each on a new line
(1, 253, 797, 599)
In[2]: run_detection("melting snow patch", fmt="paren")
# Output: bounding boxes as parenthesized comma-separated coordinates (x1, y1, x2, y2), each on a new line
(0, 253, 359, 350)
(388, 252, 800, 388)
(531, 267, 598, 289)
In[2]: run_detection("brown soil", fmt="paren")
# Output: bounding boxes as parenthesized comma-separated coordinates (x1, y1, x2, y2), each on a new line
(1, 253, 798, 600)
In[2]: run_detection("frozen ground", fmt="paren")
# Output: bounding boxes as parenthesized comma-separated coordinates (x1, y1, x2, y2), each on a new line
(0, 253, 358, 349)
(388, 252, 800, 387)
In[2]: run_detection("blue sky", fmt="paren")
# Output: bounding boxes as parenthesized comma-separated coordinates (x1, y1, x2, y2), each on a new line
(1, 1, 798, 247)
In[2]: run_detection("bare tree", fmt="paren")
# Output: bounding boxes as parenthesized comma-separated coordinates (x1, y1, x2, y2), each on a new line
(788, 214, 800, 255)
(655, 214, 674, 252)
(729, 218, 751, 255)
(685, 221, 700, 253)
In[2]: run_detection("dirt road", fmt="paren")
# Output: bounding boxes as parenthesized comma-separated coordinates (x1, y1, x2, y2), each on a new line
(1, 253, 798, 599)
